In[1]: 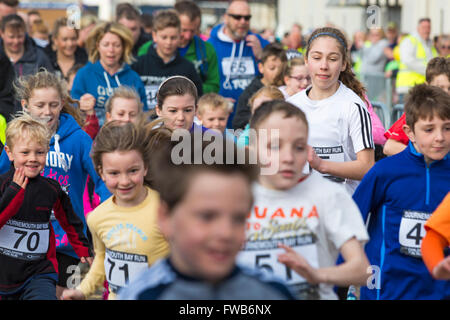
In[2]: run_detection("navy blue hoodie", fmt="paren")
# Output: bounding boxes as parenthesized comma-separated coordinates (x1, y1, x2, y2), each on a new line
(71, 61, 147, 126)
(0, 113, 111, 259)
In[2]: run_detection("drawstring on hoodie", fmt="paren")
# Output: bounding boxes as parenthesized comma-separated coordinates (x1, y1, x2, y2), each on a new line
(103, 72, 122, 95)
(223, 40, 244, 90)
(54, 134, 69, 172)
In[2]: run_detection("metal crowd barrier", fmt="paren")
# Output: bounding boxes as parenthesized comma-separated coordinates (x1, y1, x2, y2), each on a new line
(359, 72, 394, 125)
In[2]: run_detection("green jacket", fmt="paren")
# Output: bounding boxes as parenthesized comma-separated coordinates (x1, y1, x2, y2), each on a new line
(137, 37, 220, 94)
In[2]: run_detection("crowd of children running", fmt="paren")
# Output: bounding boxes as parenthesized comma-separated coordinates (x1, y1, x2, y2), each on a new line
(0, 0, 448, 301)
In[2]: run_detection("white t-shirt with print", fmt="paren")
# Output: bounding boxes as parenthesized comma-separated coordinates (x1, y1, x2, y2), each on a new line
(287, 82, 374, 194)
(237, 172, 369, 300)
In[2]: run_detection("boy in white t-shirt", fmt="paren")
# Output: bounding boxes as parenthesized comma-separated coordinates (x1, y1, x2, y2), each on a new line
(236, 100, 371, 300)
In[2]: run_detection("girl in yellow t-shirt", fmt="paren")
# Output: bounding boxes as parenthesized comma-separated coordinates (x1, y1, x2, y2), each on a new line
(62, 120, 172, 299)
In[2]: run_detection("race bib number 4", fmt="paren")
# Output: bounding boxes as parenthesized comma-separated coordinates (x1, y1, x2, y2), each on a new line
(399, 210, 431, 258)
(0, 220, 50, 261)
(221, 57, 255, 77)
(104, 248, 148, 293)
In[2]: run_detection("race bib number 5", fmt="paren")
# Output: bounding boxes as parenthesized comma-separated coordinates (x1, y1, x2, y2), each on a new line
(399, 210, 431, 258)
(104, 248, 148, 293)
(0, 220, 50, 260)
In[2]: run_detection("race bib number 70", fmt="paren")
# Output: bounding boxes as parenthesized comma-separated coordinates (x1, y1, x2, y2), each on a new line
(0, 219, 50, 261)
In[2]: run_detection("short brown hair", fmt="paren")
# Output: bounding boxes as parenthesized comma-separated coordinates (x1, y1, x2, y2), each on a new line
(174, 0, 202, 21)
(260, 42, 287, 65)
(404, 84, 450, 130)
(250, 100, 309, 132)
(0, 14, 25, 32)
(426, 57, 450, 83)
(151, 134, 258, 211)
(30, 19, 48, 35)
(116, 2, 141, 21)
(152, 9, 180, 32)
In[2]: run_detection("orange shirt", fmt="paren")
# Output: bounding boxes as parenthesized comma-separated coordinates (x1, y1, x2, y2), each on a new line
(425, 192, 450, 242)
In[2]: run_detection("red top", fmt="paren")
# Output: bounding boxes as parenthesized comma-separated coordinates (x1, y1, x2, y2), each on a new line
(384, 113, 409, 145)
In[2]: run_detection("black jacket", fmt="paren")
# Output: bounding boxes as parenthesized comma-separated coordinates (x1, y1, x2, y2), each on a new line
(0, 168, 92, 294)
(43, 43, 88, 79)
(132, 30, 152, 57)
(0, 49, 16, 122)
(232, 76, 264, 130)
(131, 43, 203, 109)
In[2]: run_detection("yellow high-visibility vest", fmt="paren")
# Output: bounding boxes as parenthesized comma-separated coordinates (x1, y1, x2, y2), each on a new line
(397, 35, 438, 88)
(0, 114, 6, 146)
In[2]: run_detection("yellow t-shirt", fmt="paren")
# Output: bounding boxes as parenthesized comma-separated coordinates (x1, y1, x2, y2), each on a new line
(78, 186, 170, 299)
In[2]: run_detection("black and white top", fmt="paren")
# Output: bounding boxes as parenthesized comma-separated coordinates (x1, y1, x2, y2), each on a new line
(287, 82, 374, 194)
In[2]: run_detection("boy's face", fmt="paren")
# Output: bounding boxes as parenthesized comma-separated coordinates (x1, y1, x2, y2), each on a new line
(404, 115, 450, 164)
(429, 74, 450, 95)
(159, 172, 251, 283)
(5, 135, 47, 178)
(256, 112, 308, 190)
(152, 27, 180, 59)
(197, 107, 229, 134)
(1, 27, 25, 55)
(156, 94, 196, 131)
(106, 97, 140, 124)
(258, 56, 283, 86)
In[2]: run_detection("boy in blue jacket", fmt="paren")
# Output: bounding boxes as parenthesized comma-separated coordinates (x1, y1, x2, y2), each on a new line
(353, 84, 450, 300)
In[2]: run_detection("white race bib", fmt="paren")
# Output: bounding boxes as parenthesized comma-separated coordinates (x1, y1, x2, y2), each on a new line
(0, 219, 50, 261)
(399, 210, 431, 258)
(238, 235, 319, 299)
(145, 85, 159, 110)
(104, 248, 148, 293)
(312, 146, 346, 183)
(221, 57, 255, 77)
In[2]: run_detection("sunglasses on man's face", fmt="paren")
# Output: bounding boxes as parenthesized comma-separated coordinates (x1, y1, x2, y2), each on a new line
(227, 13, 252, 21)
(441, 45, 450, 50)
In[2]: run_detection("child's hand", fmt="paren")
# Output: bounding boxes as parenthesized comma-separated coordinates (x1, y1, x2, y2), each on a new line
(79, 94, 96, 116)
(277, 243, 323, 285)
(61, 288, 86, 300)
(13, 167, 28, 189)
(81, 256, 94, 266)
(432, 256, 450, 280)
(307, 145, 323, 173)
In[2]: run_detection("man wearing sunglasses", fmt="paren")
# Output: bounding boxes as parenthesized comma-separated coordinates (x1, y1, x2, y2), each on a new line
(208, 0, 269, 128)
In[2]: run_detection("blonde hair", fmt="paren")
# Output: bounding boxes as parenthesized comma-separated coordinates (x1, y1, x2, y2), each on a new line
(105, 86, 143, 114)
(80, 14, 98, 30)
(14, 69, 84, 127)
(6, 112, 51, 151)
(197, 93, 232, 115)
(283, 57, 306, 78)
(249, 86, 285, 109)
(85, 22, 134, 65)
(91, 119, 173, 188)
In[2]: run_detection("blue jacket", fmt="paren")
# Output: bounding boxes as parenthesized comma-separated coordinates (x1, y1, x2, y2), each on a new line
(0, 113, 111, 258)
(71, 61, 147, 126)
(208, 24, 268, 128)
(353, 142, 450, 300)
(118, 258, 295, 300)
